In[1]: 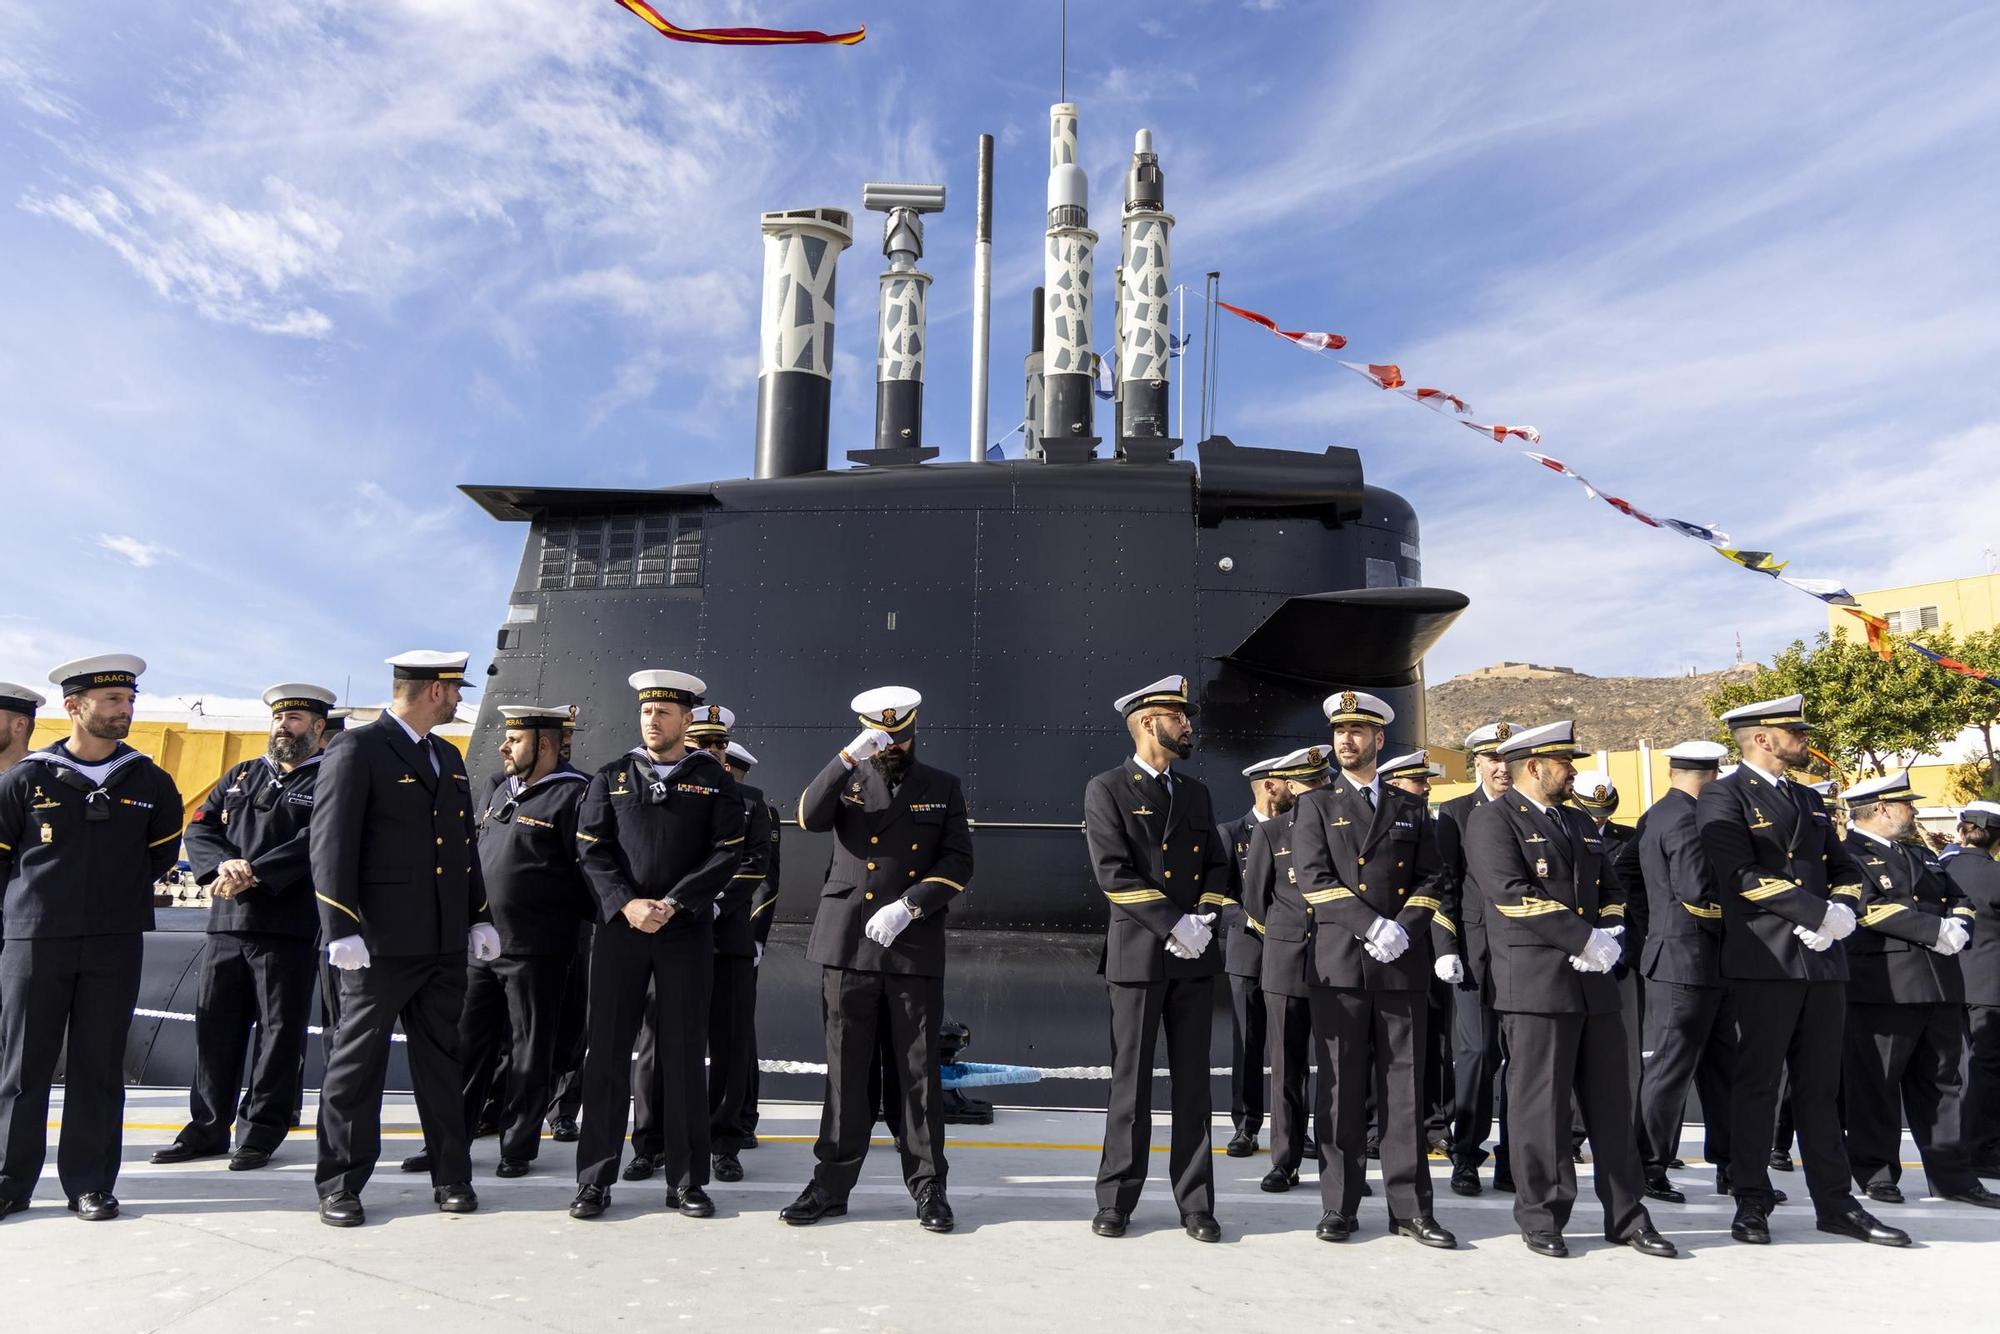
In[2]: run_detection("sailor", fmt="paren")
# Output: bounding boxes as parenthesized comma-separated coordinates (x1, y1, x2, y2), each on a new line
(780, 687, 972, 1232)
(453, 706, 591, 1179)
(1460, 720, 1671, 1259)
(1381, 748, 1456, 1154)
(1838, 772, 1997, 1208)
(1439, 721, 1516, 1196)
(1085, 675, 1233, 1243)
(310, 650, 493, 1228)
(687, 707, 771, 1184)
(1290, 691, 1459, 1248)
(737, 740, 783, 1151)
(0, 655, 183, 1222)
(544, 707, 590, 1147)
(1951, 801, 2000, 1177)
(1243, 746, 1329, 1193)
(154, 683, 332, 1172)
(1218, 756, 1284, 1158)
(569, 670, 744, 1221)
(0, 683, 39, 774)
(1695, 693, 1907, 1246)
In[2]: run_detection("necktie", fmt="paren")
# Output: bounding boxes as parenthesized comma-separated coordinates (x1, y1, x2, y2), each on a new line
(1360, 783, 1374, 811)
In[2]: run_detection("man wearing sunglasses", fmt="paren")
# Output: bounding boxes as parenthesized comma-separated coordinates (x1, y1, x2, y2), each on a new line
(155, 683, 334, 1173)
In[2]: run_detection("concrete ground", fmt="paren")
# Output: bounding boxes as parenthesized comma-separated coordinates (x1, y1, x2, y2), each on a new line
(2, 1087, 1993, 1333)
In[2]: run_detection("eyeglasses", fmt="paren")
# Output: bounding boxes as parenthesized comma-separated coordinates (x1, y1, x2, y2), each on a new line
(488, 797, 519, 824)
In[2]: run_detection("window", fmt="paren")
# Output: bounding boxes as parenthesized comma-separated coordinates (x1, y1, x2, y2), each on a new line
(537, 512, 702, 590)
(1884, 605, 1940, 634)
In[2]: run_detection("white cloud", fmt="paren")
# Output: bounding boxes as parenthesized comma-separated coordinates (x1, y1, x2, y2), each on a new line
(96, 534, 174, 568)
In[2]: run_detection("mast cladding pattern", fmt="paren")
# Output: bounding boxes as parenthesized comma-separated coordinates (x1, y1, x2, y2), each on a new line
(1119, 216, 1173, 384)
(759, 224, 846, 379)
(877, 272, 930, 383)
(1048, 103, 1079, 168)
(1043, 231, 1096, 377)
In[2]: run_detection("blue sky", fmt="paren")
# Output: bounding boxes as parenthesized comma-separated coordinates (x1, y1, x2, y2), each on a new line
(3, 1, 1998, 709)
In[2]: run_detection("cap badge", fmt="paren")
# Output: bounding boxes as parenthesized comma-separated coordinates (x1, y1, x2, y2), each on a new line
(1307, 747, 1323, 765)
(1494, 722, 1512, 741)
(1339, 691, 1357, 713)
(883, 706, 899, 724)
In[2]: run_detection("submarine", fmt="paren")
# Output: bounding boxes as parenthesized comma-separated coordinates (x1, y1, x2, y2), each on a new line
(126, 100, 1464, 1106)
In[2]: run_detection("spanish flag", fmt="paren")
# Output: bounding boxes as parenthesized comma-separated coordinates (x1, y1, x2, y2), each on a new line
(613, 0, 864, 45)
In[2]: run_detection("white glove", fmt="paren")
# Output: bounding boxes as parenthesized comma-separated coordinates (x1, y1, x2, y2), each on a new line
(864, 898, 917, 947)
(467, 922, 502, 962)
(1792, 923, 1833, 952)
(844, 728, 893, 764)
(713, 900, 722, 919)
(1363, 917, 1410, 962)
(1165, 933, 1199, 960)
(1818, 902, 1857, 941)
(1434, 954, 1465, 985)
(1934, 919, 1970, 955)
(1169, 912, 1217, 958)
(327, 934, 371, 970)
(753, 942, 764, 966)
(1572, 927, 1621, 973)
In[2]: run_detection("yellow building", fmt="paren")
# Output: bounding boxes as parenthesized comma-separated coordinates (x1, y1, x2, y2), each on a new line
(1826, 573, 2000, 639)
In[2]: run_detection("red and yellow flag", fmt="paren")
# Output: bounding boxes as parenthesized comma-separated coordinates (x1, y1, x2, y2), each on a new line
(613, 0, 864, 45)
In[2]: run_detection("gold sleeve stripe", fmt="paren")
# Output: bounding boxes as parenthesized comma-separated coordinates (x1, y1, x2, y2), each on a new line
(730, 872, 764, 880)
(1105, 888, 1168, 905)
(919, 876, 967, 893)
(150, 832, 182, 848)
(315, 892, 361, 924)
(1742, 878, 1796, 902)
(720, 836, 745, 846)
(1405, 896, 1441, 912)
(1953, 906, 1977, 918)
(796, 792, 809, 829)
(1598, 903, 1627, 918)
(1831, 885, 1862, 900)
(1303, 886, 1355, 905)
(1246, 915, 1266, 934)
(1433, 912, 1459, 936)
(0, 841, 10, 852)
(1494, 897, 1570, 919)
(749, 900, 774, 919)
(1197, 892, 1233, 908)
(1681, 902, 1722, 919)
(576, 832, 600, 844)
(1859, 903, 1909, 927)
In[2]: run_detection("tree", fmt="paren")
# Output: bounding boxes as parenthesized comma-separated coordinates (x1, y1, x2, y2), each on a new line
(1705, 627, 1977, 779)
(1936, 627, 2000, 801)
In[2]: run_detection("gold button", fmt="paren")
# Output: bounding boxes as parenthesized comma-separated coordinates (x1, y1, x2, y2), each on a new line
(1192, 846, 1201, 855)
(870, 836, 878, 844)
(1306, 907, 1315, 916)
(1358, 883, 1366, 892)
(908, 870, 917, 878)
(865, 892, 875, 901)
(912, 843, 920, 851)
(435, 866, 443, 875)
(867, 861, 877, 871)
(1162, 842, 1169, 851)
(1397, 861, 1406, 869)
(1164, 871, 1173, 879)
(435, 837, 443, 846)
(1358, 856, 1366, 866)
(1398, 888, 1407, 897)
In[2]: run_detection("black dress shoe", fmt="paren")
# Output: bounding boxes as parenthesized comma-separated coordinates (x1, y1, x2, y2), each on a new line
(1360, 1179, 1374, 1197)
(1621, 1223, 1677, 1257)
(1665, 1156, 1687, 1170)
(400, 1150, 432, 1174)
(1863, 1182, 1904, 1205)
(1259, 1168, 1298, 1193)
(569, 1185, 609, 1219)
(435, 1182, 479, 1214)
(319, 1192, 365, 1228)
(495, 1158, 530, 1179)
(917, 1185, 955, 1233)
(1315, 1210, 1354, 1242)
(1182, 1211, 1221, 1243)
(712, 1153, 744, 1183)
(1303, 1136, 1319, 1158)
(1390, 1214, 1456, 1249)
(673, 1186, 715, 1218)
(474, 1119, 500, 1139)
(1522, 1230, 1568, 1258)
(780, 1184, 847, 1225)
(1817, 1207, 1910, 1247)
(228, 1148, 272, 1172)
(1769, 1149, 1795, 1172)
(1091, 1206, 1129, 1238)
(1448, 1162, 1481, 1197)
(71, 1192, 119, 1221)
(1225, 1132, 1257, 1158)
(1971, 1159, 2000, 1179)
(0, 1196, 28, 1219)
(1643, 1172, 1686, 1204)
(741, 1132, 760, 1150)
(1366, 1139, 1382, 1161)
(150, 1141, 224, 1165)
(1941, 1182, 2000, 1208)
(621, 1154, 658, 1182)
(1492, 1167, 1516, 1194)
(1731, 1201, 1770, 1244)
(548, 1116, 580, 1144)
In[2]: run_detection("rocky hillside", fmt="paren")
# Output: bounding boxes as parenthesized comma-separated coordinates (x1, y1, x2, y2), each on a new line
(1425, 664, 1758, 753)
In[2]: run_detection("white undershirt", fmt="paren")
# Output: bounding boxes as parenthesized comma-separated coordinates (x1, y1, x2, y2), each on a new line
(387, 709, 441, 775)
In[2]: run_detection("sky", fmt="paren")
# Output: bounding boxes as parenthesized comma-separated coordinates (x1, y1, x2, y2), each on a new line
(3, 0, 1998, 705)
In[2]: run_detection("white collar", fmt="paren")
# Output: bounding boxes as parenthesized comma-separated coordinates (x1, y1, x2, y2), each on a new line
(1852, 827, 1896, 849)
(1341, 771, 1379, 799)
(387, 710, 429, 747)
(1740, 755, 1788, 788)
(632, 746, 703, 779)
(1477, 783, 1505, 804)
(1132, 753, 1173, 782)
(1518, 789, 1555, 817)
(1251, 808, 1271, 823)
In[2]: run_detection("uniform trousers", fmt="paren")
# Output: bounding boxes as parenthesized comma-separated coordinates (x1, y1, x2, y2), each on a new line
(1965, 1004, 2000, 1166)
(1635, 980, 1734, 1173)
(183, 932, 316, 1154)
(1726, 978, 1856, 1217)
(1096, 976, 1215, 1215)
(708, 954, 758, 1153)
(543, 927, 591, 1124)
(1843, 1000, 1977, 1195)
(1500, 1009, 1651, 1240)
(1312, 987, 1432, 1219)
(0, 934, 143, 1203)
(315, 952, 470, 1197)
(813, 967, 945, 1199)
(576, 917, 713, 1193)
(459, 954, 569, 1162)
(1449, 962, 1507, 1169)
(1226, 972, 1266, 1138)
(1264, 992, 1320, 1173)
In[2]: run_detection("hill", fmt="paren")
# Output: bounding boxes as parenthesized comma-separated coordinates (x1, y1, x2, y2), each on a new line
(1425, 663, 1758, 753)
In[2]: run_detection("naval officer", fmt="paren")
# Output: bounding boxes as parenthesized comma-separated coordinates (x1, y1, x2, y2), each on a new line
(736, 740, 783, 1151)
(780, 687, 973, 1232)
(1439, 721, 1516, 1196)
(1695, 693, 1907, 1247)
(1462, 720, 1673, 1259)
(310, 651, 494, 1227)
(0, 656, 182, 1222)
(569, 670, 745, 1220)
(156, 683, 332, 1172)
(1290, 692, 1458, 1248)
(1951, 801, 2000, 1175)
(1838, 772, 1998, 1208)
(1086, 675, 1233, 1243)
(1380, 748, 1457, 1153)
(1219, 756, 1283, 1157)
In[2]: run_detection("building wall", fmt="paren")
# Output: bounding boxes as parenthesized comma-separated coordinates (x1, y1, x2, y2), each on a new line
(1826, 573, 2000, 639)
